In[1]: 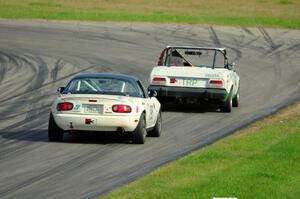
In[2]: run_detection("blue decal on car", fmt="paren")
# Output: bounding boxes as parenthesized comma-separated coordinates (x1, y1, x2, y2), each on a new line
(73, 104, 80, 110)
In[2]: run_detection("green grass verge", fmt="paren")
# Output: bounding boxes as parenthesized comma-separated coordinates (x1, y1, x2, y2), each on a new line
(103, 103, 300, 199)
(0, 0, 300, 29)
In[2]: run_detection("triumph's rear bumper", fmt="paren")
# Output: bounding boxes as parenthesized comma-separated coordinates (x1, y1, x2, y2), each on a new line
(148, 85, 227, 100)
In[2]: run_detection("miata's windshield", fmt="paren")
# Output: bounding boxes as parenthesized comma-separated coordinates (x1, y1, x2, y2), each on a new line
(63, 77, 144, 98)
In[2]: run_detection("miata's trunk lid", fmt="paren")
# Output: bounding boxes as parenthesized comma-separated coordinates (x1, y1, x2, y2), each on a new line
(57, 94, 135, 115)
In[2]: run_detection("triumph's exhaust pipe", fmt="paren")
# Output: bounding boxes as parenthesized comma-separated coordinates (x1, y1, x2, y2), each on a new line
(117, 127, 125, 134)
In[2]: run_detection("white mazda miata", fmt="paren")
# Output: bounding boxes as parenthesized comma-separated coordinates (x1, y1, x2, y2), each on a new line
(49, 73, 161, 144)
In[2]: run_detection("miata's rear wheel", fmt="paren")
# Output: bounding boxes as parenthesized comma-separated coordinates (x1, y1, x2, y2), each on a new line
(147, 110, 162, 137)
(132, 113, 146, 144)
(48, 113, 64, 142)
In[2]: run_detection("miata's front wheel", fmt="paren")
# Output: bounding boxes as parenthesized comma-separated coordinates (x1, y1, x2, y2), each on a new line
(132, 113, 147, 144)
(48, 113, 64, 142)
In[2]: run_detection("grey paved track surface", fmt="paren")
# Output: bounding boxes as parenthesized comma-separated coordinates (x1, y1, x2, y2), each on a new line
(0, 20, 299, 199)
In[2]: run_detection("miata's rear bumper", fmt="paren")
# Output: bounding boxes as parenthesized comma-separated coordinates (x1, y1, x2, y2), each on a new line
(53, 113, 140, 132)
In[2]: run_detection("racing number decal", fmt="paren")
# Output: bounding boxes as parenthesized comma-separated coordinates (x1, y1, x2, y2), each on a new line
(73, 103, 81, 112)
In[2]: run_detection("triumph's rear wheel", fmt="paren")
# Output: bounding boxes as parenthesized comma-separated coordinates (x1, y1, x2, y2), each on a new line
(220, 90, 232, 113)
(147, 110, 162, 137)
(232, 91, 239, 107)
(132, 113, 146, 144)
(48, 113, 64, 142)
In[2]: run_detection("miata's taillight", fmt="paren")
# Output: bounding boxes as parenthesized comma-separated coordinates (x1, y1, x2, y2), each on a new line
(152, 77, 166, 83)
(170, 78, 177, 83)
(112, 105, 132, 113)
(209, 80, 223, 88)
(57, 102, 73, 111)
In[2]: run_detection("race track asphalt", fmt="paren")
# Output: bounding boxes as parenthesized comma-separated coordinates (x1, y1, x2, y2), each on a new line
(0, 20, 299, 199)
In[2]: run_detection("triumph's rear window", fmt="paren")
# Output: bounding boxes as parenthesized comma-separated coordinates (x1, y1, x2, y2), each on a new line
(63, 77, 143, 97)
(164, 48, 226, 68)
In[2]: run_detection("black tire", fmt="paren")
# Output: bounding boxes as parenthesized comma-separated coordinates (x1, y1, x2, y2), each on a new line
(48, 113, 64, 142)
(132, 113, 147, 144)
(232, 90, 239, 107)
(157, 97, 168, 111)
(157, 97, 165, 105)
(220, 90, 232, 113)
(147, 110, 162, 137)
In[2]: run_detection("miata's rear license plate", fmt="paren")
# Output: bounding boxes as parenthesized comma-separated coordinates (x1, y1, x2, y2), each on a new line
(84, 104, 103, 114)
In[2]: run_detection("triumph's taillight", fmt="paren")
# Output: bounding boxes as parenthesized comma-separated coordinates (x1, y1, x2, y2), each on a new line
(152, 77, 166, 82)
(112, 105, 132, 113)
(209, 80, 223, 88)
(57, 102, 73, 111)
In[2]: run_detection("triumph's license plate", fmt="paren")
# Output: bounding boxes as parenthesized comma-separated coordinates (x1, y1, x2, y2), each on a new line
(84, 105, 102, 114)
(177, 78, 200, 87)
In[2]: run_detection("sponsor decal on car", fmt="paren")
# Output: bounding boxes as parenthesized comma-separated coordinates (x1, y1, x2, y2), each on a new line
(205, 73, 221, 78)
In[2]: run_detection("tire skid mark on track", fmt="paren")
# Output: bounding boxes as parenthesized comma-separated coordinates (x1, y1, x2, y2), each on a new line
(0, 53, 8, 84)
(0, 50, 19, 67)
(264, 41, 300, 59)
(0, 108, 49, 148)
(287, 43, 300, 51)
(0, 102, 51, 121)
(203, 28, 243, 63)
(0, 64, 6, 85)
(0, 51, 35, 96)
(0, 53, 50, 139)
(0, 53, 41, 120)
(240, 37, 260, 48)
(0, 147, 113, 198)
(0, 65, 95, 104)
(51, 58, 65, 81)
(123, 24, 151, 36)
(103, 27, 139, 46)
(151, 26, 200, 47)
(0, 132, 47, 161)
(169, 26, 207, 46)
(262, 31, 285, 99)
(222, 33, 245, 63)
(254, 31, 284, 102)
(226, 46, 243, 63)
(258, 27, 282, 51)
(153, 35, 168, 46)
(242, 27, 254, 35)
(208, 26, 222, 47)
(23, 54, 49, 123)
(67, 23, 139, 45)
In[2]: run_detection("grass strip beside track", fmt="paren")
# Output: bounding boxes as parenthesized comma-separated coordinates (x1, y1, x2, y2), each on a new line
(104, 102, 300, 199)
(0, 0, 300, 29)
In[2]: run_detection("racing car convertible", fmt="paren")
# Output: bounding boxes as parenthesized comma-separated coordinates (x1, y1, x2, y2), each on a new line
(148, 46, 240, 112)
(49, 73, 162, 144)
